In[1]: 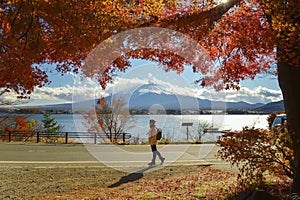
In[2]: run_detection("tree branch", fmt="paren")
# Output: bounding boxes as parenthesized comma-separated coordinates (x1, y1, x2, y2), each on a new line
(140, 0, 242, 32)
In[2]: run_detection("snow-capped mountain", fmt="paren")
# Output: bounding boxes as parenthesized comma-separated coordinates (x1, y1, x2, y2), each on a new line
(118, 83, 263, 110)
(127, 83, 201, 109)
(133, 83, 174, 95)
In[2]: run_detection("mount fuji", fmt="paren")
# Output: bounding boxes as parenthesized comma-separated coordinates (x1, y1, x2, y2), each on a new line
(112, 83, 264, 111)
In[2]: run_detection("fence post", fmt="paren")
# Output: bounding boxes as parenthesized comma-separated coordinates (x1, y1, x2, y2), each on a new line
(94, 133, 97, 144)
(36, 132, 40, 143)
(8, 131, 11, 142)
(123, 133, 125, 142)
(65, 132, 68, 144)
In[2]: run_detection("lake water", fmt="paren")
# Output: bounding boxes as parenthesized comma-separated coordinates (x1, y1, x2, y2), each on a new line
(26, 114, 269, 142)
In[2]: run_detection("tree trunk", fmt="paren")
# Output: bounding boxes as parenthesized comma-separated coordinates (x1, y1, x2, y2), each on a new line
(278, 51, 300, 193)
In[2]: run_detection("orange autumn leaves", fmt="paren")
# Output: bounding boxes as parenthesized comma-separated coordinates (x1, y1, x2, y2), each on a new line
(1, 116, 36, 141)
(83, 97, 133, 143)
(217, 126, 294, 189)
(1, 0, 299, 97)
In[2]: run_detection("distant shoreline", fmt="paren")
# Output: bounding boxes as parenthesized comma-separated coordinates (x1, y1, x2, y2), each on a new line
(0, 109, 272, 115)
(0, 108, 276, 115)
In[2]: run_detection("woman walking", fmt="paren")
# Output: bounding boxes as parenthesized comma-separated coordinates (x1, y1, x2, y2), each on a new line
(147, 119, 165, 165)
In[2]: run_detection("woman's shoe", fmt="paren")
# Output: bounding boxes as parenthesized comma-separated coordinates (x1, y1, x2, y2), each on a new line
(160, 157, 165, 165)
(148, 161, 155, 165)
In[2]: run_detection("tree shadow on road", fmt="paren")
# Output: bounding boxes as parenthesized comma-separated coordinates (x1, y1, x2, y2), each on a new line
(108, 165, 156, 188)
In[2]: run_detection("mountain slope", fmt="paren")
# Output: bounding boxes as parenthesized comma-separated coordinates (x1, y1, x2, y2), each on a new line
(127, 83, 262, 110)
(254, 100, 284, 113)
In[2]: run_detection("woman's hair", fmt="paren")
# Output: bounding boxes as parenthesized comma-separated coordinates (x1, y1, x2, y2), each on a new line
(150, 119, 156, 123)
(149, 119, 156, 127)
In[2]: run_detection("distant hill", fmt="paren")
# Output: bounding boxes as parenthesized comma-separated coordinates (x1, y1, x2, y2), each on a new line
(254, 100, 285, 113)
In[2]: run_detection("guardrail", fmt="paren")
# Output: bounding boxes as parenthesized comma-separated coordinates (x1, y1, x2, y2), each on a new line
(3, 131, 131, 144)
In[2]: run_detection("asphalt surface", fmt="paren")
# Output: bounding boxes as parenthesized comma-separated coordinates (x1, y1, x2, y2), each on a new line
(0, 142, 237, 173)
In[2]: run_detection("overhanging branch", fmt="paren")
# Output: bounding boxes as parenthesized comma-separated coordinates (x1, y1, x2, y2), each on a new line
(140, 0, 242, 33)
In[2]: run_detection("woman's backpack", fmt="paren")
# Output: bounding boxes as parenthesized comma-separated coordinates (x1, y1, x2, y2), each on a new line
(156, 128, 162, 140)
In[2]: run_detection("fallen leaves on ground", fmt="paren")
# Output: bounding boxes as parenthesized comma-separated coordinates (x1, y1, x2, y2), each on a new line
(47, 167, 238, 200)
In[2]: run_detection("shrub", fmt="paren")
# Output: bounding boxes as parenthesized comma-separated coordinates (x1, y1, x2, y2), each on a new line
(1, 116, 40, 142)
(217, 126, 293, 189)
(141, 141, 148, 145)
(191, 139, 203, 144)
(117, 141, 130, 145)
(158, 137, 171, 144)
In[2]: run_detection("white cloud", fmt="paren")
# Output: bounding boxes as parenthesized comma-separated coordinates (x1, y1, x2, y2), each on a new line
(104, 77, 282, 104)
(223, 86, 282, 104)
(0, 77, 108, 106)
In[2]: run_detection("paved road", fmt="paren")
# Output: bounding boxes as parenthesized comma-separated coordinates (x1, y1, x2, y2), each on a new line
(0, 142, 235, 172)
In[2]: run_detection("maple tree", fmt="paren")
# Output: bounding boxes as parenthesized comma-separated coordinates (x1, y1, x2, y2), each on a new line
(83, 97, 134, 143)
(1, 0, 299, 193)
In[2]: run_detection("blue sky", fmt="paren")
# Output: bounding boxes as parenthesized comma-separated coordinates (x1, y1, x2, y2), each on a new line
(46, 60, 280, 90)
